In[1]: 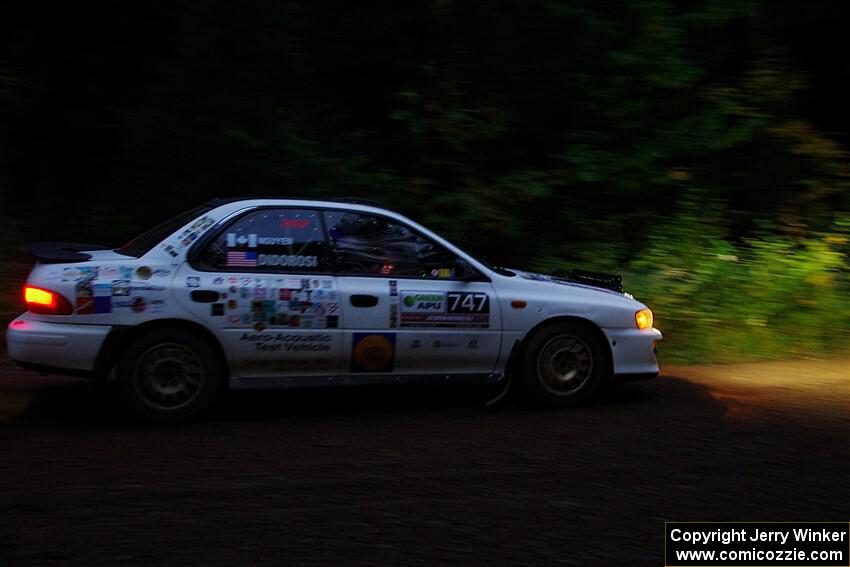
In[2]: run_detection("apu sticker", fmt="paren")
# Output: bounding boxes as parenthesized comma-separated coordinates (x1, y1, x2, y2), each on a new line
(401, 292, 444, 313)
(399, 291, 489, 328)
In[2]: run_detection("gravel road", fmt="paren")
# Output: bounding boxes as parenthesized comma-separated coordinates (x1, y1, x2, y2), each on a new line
(0, 357, 847, 566)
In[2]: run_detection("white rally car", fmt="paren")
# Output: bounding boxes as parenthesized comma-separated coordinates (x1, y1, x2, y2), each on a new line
(7, 198, 661, 422)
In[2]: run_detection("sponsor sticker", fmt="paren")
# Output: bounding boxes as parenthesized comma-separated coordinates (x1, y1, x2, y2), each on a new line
(131, 297, 146, 313)
(190, 216, 215, 232)
(399, 291, 490, 328)
(401, 292, 445, 313)
(92, 283, 112, 314)
(280, 218, 311, 229)
(111, 280, 130, 296)
(63, 267, 98, 282)
(351, 333, 396, 373)
(389, 303, 398, 328)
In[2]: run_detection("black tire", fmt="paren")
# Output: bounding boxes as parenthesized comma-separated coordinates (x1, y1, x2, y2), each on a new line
(520, 321, 608, 407)
(117, 329, 222, 423)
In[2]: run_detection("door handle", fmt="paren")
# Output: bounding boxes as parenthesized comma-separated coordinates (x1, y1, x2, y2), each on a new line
(349, 294, 379, 308)
(190, 290, 219, 303)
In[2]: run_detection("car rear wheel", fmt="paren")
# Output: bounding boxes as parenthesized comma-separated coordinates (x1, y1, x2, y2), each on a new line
(521, 321, 607, 407)
(117, 329, 221, 423)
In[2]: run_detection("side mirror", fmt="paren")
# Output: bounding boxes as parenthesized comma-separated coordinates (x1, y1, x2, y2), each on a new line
(454, 257, 477, 282)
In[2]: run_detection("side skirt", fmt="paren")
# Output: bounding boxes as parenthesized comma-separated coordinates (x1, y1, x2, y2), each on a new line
(230, 373, 502, 390)
(613, 372, 659, 382)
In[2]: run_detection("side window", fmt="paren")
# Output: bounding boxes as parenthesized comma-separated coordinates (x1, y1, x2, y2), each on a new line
(196, 208, 332, 272)
(324, 211, 458, 278)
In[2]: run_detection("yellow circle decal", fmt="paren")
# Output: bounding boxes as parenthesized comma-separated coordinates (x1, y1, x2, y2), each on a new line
(353, 334, 394, 372)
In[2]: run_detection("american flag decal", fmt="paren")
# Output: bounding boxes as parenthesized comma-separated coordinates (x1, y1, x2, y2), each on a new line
(227, 251, 257, 267)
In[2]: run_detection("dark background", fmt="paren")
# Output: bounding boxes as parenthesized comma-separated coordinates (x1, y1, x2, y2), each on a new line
(1, 0, 848, 362)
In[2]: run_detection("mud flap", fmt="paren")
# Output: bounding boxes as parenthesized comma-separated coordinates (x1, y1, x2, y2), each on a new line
(484, 340, 521, 410)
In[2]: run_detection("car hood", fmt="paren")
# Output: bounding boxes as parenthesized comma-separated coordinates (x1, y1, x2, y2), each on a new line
(508, 268, 631, 298)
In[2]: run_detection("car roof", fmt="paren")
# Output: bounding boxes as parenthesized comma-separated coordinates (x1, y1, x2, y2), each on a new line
(205, 196, 387, 210)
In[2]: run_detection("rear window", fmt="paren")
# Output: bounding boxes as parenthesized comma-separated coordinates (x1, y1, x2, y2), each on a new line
(117, 205, 213, 258)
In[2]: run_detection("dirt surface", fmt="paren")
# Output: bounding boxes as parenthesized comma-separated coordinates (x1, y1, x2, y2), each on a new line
(0, 356, 847, 566)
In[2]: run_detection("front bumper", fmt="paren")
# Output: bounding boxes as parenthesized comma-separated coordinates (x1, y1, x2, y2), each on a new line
(6, 313, 111, 373)
(601, 327, 662, 376)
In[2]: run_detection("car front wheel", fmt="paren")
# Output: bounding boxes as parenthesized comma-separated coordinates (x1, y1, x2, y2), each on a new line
(117, 329, 221, 423)
(521, 321, 608, 407)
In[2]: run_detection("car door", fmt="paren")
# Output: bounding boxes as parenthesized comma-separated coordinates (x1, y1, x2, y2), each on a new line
(324, 210, 502, 380)
(176, 207, 343, 384)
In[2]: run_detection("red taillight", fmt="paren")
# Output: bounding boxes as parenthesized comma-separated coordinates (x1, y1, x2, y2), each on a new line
(24, 285, 72, 315)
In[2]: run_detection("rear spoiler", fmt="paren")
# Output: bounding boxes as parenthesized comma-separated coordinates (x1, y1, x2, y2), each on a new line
(551, 269, 624, 293)
(28, 242, 108, 264)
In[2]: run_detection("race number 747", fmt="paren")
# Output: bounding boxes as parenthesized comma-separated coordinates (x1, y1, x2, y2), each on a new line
(447, 292, 489, 313)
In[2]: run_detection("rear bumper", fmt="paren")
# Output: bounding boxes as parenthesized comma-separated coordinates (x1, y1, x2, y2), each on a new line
(6, 313, 111, 374)
(602, 327, 662, 375)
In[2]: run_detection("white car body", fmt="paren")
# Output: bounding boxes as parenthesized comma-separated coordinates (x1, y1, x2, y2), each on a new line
(7, 198, 661, 390)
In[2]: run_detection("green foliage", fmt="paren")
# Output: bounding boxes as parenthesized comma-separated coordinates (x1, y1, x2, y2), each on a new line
(626, 199, 850, 363)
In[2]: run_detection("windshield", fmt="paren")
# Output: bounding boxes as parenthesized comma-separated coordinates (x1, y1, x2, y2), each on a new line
(116, 205, 213, 257)
(460, 250, 516, 277)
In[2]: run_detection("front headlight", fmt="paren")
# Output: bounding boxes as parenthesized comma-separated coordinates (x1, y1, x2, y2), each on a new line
(635, 308, 653, 330)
